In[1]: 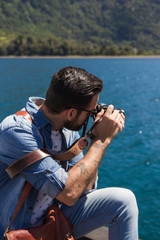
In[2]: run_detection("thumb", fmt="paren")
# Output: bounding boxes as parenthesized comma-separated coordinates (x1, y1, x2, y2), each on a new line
(95, 109, 104, 121)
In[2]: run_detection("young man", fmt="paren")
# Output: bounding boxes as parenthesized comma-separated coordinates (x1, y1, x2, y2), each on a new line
(0, 66, 138, 239)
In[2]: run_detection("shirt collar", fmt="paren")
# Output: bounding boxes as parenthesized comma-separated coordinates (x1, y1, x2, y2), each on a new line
(25, 97, 53, 130)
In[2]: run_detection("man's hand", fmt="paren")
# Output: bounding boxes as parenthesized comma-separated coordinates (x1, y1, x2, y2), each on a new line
(92, 105, 125, 146)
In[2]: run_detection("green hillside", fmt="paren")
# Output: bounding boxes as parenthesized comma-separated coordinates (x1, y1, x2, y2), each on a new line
(0, 0, 160, 55)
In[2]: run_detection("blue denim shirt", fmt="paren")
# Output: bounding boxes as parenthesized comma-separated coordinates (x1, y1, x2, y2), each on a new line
(0, 97, 83, 237)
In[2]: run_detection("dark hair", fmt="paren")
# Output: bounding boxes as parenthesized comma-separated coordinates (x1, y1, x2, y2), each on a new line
(45, 66, 103, 112)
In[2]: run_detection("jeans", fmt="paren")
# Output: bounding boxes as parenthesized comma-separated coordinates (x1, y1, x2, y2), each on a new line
(61, 187, 139, 240)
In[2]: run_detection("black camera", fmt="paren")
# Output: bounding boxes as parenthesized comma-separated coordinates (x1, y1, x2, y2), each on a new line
(92, 103, 125, 120)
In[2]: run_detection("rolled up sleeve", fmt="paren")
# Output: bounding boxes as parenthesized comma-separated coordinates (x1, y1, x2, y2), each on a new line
(40, 168, 68, 198)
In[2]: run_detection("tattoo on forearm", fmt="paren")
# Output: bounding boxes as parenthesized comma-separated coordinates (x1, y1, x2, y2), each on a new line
(77, 184, 82, 189)
(94, 143, 106, 152)
(75, 163, 89, 176)
(75, 163, 97, 188)
(94, 159, 100, 167)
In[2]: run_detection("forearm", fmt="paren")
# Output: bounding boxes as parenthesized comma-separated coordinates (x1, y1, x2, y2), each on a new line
(56, 139, 107, 205)
(85, 171, 98, 190)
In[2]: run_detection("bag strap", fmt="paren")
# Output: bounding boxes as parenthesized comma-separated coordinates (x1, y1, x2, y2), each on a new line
(5, 111, 88, 179)
(4, 182, 32, 235)
(6, 138, 88, 179)
(15, 110, 32, 122)
(6, 149, 50, 178)
(15, 111, 46, 147)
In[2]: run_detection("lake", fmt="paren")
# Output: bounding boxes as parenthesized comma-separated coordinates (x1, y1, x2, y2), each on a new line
(0, 57, 160, 240)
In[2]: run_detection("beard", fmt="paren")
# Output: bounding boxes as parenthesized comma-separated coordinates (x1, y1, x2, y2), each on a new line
(63, 119, 84, 131)
(63, 114, 89, 131)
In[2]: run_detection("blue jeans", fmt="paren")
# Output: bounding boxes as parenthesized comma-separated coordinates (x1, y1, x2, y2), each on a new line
(61, 188, 139, 240)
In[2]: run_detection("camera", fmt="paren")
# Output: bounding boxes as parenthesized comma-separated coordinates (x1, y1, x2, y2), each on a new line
(92, 103, 125, 120)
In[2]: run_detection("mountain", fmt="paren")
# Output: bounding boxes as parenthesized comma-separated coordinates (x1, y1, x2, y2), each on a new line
(0, 0, 160, 55)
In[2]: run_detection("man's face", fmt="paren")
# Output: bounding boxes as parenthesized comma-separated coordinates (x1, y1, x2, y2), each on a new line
(64, 94, 99, 131)
(63, 110, 88, 131)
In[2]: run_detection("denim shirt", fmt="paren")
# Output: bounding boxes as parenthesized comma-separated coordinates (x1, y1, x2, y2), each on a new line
(0, 97, 83, 237)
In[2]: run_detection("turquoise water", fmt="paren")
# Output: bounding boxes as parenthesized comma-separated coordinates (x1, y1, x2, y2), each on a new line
(0, 57, 160, 239)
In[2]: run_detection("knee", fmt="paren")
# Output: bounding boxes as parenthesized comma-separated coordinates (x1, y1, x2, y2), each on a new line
(118, 188, 139, 218)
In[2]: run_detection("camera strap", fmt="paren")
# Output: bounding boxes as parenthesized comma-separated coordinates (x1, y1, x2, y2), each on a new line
(81, 116, 89, 137)
(86, 118, 100, 140)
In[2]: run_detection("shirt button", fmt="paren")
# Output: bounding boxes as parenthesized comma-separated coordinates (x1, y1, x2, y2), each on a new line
(29, 206, 33, 210)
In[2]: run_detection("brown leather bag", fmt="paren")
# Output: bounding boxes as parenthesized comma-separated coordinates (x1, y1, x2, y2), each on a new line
(3, 182, 74, 240)
(4, 204, 74, 240)
(4, 145, 76, 240)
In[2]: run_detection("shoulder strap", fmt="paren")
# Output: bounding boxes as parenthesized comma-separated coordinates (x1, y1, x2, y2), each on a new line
(15, 110, 33, 122)
(15, 110, 46, 148)
(5, 111, 88, 179)
(6, 137, 88, 179)
(4, 182, 32, 235)
(6, 149, 50, 179)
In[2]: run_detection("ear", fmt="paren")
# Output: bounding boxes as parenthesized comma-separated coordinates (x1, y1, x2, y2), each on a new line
(66, 108, 77, 121)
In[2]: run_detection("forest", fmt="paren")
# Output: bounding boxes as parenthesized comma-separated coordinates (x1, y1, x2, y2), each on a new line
(0, 0, 160, 56)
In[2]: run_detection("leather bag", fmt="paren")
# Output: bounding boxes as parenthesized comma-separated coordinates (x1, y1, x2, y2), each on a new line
(4, 204, 74, 240)
(3, 182, 74, 240)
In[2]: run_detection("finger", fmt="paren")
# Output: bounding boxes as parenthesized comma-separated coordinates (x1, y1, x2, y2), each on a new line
(105, 105, 114, 115)
(112, 109, 125, 122)
(120, 112, 125, 120)
(95, 109, 105, 120)
(118, 124, 124, 132)
(112, 109, 120, 119)
(118, 114, 125, 131)
(112, 112, 124, 132)
(120, 118, 125, 128)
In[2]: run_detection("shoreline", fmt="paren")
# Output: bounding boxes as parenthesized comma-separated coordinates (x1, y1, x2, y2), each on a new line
(1, 55, 160, 59)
